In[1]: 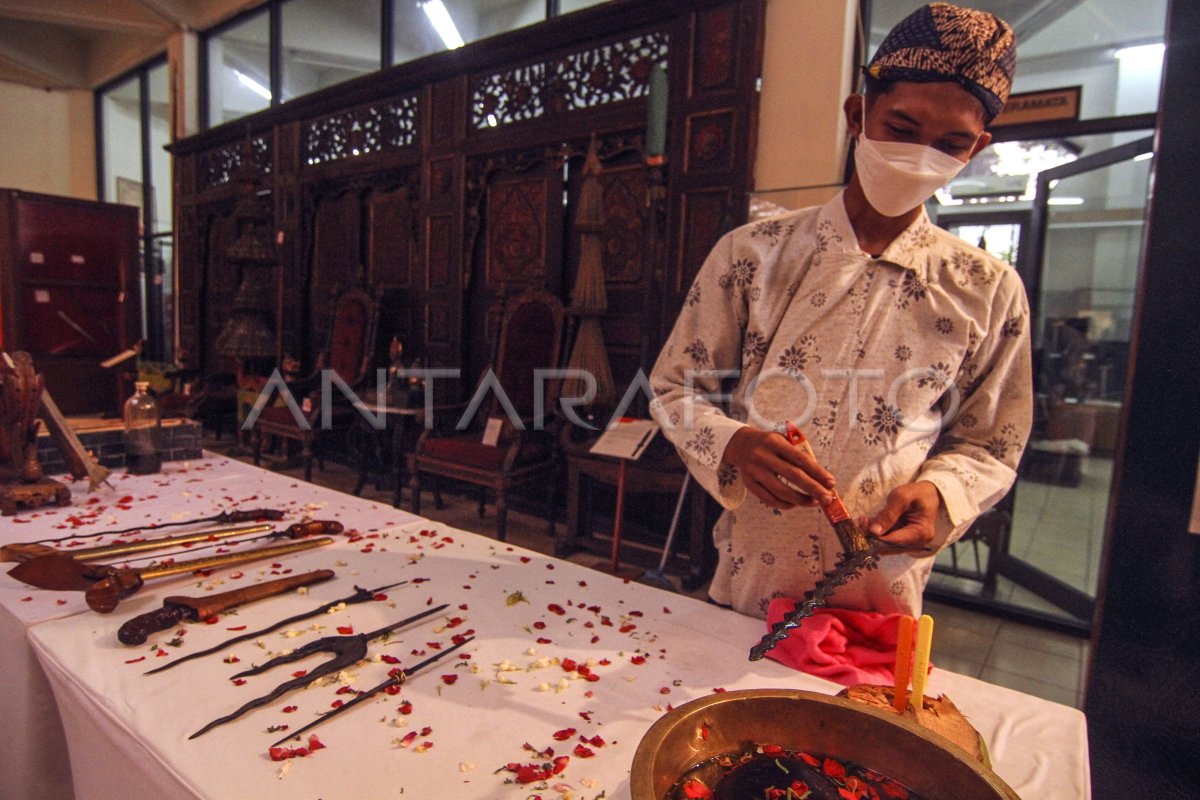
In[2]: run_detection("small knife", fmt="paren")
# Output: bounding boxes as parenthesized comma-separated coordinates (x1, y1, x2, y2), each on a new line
(117, 569, 336, 645)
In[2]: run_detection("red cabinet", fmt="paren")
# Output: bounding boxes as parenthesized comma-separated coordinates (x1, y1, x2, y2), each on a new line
(0, 189, 140, 416)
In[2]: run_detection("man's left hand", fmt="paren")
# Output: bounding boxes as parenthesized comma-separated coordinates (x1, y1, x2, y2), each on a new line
(863, 481, 940, 554)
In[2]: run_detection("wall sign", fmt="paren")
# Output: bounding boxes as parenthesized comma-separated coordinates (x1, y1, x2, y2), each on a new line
(991, 86, 1082, 128)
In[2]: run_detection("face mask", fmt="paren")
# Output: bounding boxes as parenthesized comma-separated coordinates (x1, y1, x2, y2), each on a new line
(854, 107, 971, 217)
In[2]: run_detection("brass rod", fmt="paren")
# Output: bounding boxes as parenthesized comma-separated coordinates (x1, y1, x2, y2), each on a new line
(67, 524, 275, 562)
(137, 537, 334, 580)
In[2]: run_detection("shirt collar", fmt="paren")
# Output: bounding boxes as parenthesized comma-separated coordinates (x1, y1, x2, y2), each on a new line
(818, 191, 935, 282)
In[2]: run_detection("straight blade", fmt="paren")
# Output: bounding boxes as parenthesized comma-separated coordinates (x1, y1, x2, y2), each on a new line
(143, 581, 408, 676)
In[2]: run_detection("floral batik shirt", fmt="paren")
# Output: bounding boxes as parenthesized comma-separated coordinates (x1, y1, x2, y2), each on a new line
(649, 192, 1032, 619)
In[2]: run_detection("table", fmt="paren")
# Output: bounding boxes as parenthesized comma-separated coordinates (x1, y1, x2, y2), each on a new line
(559, 445, 711, 590)
(0, 454, 422, 800)
(348, 389, 423, 508)
(7, 458, 1091, 800)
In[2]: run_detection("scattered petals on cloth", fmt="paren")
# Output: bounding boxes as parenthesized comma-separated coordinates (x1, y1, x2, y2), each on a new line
(762, 601, 931, 686)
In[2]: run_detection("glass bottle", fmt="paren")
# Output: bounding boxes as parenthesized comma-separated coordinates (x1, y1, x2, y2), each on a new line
(124, 381, 163, 475)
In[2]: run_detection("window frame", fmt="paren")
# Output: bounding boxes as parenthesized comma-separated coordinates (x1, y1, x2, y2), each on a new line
(94, 55, 173, 362)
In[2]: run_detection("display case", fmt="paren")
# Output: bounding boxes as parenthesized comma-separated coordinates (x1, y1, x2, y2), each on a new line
(0, 189, 140, 416)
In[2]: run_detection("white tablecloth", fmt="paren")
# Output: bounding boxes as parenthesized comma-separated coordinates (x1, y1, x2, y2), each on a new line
(11, 457, 1090, 799)
(0, 454, 421, 800)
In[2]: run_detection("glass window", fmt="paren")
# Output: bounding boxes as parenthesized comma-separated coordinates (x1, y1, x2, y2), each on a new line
(560, 0, 609, 14)
(147, 62, 172, 235)
(101, 76, 142, 206)
(393, 1, 453, 64)
(866, 0, 1168, 120)
(207, 10, 271, 126)
(98, 61, 174, 363)
(282, 0, 381, 101)
(391, 0, 546, 67)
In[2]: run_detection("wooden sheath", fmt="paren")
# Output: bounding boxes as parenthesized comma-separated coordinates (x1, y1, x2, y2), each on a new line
(164, 568, 335, 619)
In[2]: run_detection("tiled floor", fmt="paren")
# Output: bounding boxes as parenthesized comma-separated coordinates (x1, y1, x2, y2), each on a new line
(211, 434, 1089, 710)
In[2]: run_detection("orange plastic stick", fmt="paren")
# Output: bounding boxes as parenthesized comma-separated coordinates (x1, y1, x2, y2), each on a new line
(892, 615, 915, 712)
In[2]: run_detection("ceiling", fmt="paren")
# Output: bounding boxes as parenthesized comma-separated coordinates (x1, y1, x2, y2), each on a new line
(0, 0, 263, 90)
(868, 0, 1168, 61)
(3, 0, 1170, 93)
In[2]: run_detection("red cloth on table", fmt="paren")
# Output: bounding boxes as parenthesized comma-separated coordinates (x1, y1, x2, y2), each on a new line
(763, 600, 929, 687)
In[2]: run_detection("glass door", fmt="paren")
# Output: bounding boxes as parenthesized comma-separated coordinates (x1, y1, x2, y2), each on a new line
(928, 135, 1154, 632)
(1003, 135, 1154, 626)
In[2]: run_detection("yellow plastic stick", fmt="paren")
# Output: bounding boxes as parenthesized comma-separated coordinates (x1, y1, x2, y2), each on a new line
(892, 615, 915, 712)
(910, 614, 935, 710)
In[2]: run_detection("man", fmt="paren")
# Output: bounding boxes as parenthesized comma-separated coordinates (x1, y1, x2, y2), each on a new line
(649, 3, 1030, 618)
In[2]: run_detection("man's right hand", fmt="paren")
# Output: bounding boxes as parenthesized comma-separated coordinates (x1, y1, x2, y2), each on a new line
(721, 427, 836, 510)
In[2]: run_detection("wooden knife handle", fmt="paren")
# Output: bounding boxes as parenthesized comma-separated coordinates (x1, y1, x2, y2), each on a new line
(117, 604, 191, 645)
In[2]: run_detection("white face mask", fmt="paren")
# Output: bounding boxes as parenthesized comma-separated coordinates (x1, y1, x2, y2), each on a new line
(854, 107, 971, 217)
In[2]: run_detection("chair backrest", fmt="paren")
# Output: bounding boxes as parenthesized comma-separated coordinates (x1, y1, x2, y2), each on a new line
(491, 287, 564, 420)
(324, 284, 380, 388)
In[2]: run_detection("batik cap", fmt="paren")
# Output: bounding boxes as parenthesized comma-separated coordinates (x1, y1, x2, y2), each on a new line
(866, 3, 1016, 121)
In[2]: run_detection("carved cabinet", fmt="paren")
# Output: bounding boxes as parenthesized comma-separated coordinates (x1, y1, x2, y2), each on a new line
(0, 189, 140, 415)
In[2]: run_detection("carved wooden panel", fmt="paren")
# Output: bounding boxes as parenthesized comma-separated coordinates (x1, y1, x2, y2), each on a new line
(693, 3, 737, 93)
(598, 165, 646, 284)
(310, 192, 361, 348)
(302, 94, 419, 167)
(427, 156, 456, 212)
(366, 186, 414, 288)
(470, 30, 669, 129)
(427, 301, 452, 344)
(197, 135, 271, 191)
(202, 210, 237, 370)
(426, 215, 453, 288)
(430, 79, 461, 145)
(685, 110, 736, 172)
(175, 210, 201, 365)
(485, 177, 551, 285)
(677, 189, 731, 294)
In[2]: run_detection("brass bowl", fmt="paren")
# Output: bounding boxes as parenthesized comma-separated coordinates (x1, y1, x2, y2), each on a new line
(630, 689, 1021, 800)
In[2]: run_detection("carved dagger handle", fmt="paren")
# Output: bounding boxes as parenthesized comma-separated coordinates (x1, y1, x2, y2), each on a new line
(118, 605, 190, 645)
(117, 569, 336, 645)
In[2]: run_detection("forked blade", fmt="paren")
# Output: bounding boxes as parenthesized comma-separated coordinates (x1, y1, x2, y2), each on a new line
(269, 636, 474, 748)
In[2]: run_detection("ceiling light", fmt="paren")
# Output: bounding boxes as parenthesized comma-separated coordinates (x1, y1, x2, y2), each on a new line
(421, 0, 465, 50)
(234, 69, 271, 101)
(1134, 152, 1154, 162)
(1047, 197, 1085, 206)
(1115, 43, 1164, 62)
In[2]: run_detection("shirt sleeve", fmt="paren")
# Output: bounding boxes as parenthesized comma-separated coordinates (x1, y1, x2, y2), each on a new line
(649, 232, 750, 509)
(919, 270, 1034, 548)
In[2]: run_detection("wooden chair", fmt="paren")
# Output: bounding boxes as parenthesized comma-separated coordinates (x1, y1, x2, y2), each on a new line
(409, 287, 564, 541)
(252, 283, 380, 481)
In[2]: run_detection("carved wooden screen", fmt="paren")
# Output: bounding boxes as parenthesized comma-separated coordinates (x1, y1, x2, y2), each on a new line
(172, 0, 764, 413)
(200, 208, 238, 371)
(464, 158, 564, 390)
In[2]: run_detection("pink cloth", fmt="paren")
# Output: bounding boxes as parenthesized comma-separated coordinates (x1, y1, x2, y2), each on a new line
(763, 600, 927, 686)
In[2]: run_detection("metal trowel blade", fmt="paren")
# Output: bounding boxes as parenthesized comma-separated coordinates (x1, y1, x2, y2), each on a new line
(8, 553, 104, 590)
